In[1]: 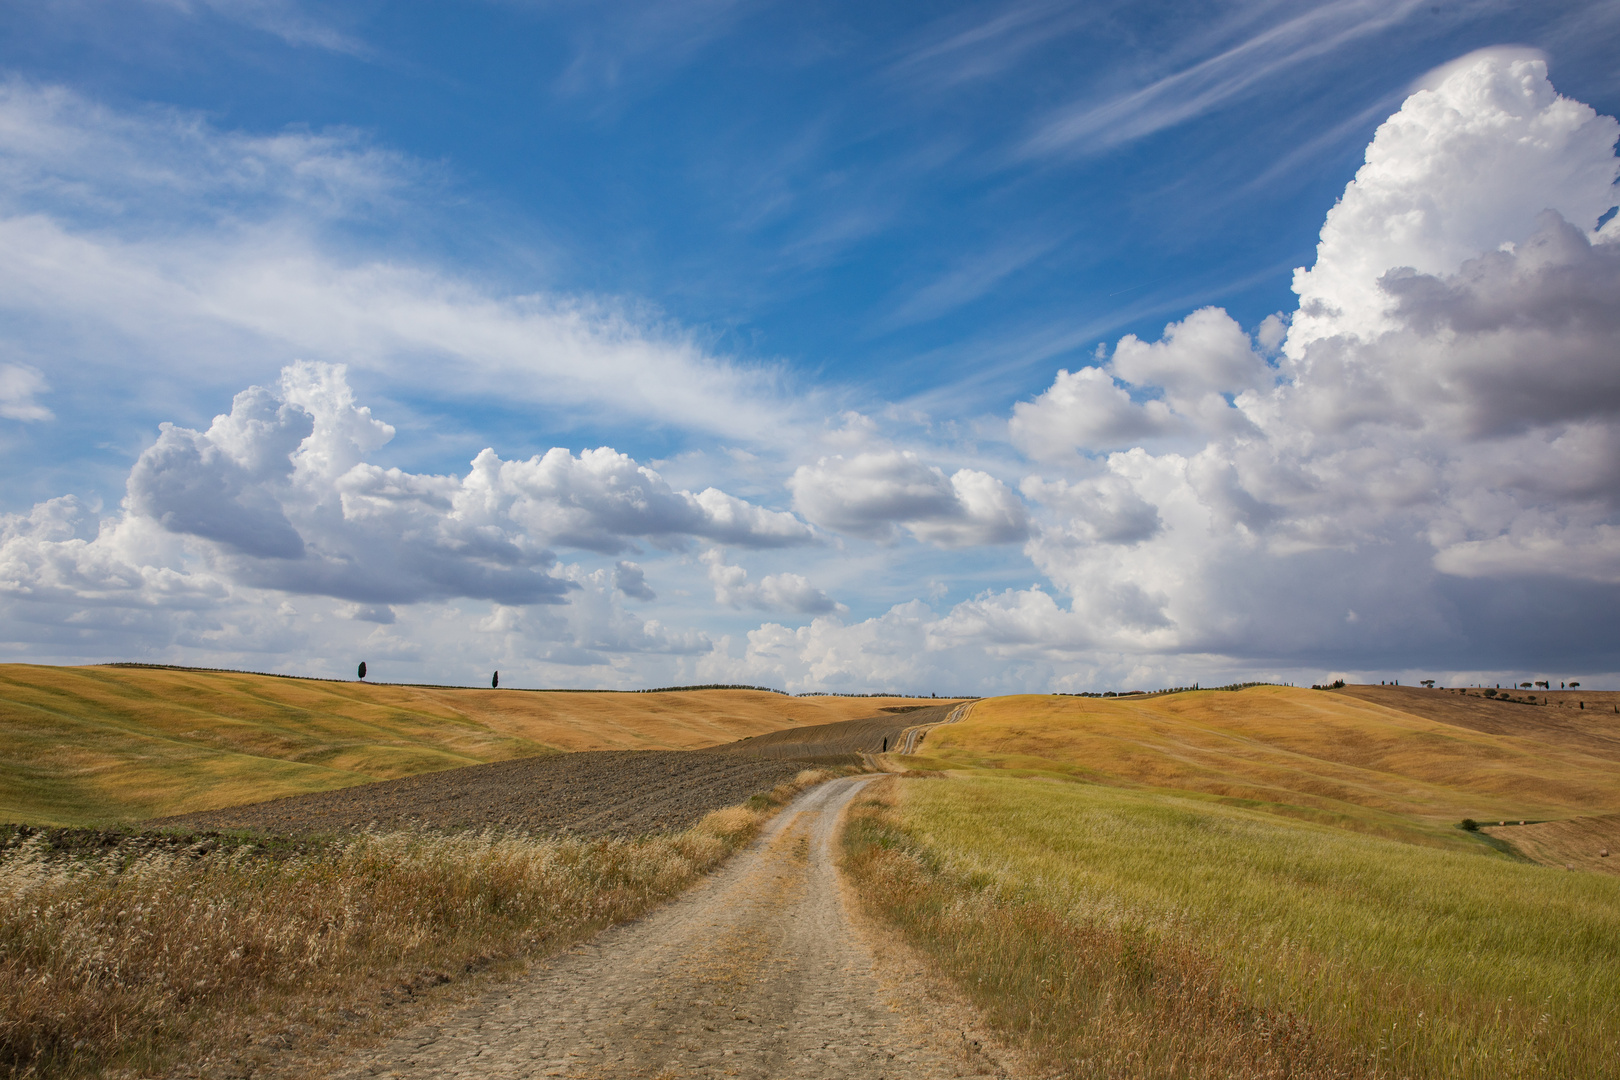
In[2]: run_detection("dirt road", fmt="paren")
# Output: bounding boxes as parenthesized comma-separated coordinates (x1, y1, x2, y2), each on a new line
(335, 776, 1007, 1079)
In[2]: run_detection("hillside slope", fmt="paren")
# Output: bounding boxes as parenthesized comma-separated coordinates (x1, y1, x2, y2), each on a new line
(908, 685, 1620, 848)
(0, 664, 928, 825)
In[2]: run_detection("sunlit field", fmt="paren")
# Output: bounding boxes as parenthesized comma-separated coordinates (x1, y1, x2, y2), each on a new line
(0, 663, 926, 826)
(908, 687, 1620, 848)
(846, 686, 1620, 1078)
(847, 773, 1620, 1079)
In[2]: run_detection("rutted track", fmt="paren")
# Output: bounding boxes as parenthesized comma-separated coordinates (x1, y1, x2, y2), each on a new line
(898, 700, 975, 754)
(331, 777, 1011, 1080)
(148, 752, 812, 838)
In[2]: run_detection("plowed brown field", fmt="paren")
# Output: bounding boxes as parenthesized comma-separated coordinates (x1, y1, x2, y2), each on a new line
(147, 751, 817, 838)
(1331, 683, 1620, 753)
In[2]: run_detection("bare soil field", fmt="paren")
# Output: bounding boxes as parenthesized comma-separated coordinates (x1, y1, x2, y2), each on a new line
(1482, 812, 1620, 875)
(710, 703, 962, 761)
(148, 751, 814, 838)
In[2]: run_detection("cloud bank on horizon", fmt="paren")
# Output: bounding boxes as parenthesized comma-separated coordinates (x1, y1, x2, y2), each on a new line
(3, 44, 1619, 692)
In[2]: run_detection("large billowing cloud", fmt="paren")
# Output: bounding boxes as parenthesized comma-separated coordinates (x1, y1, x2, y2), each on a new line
(0, 363, 812, 671)
(690, 50, 1620, 692)
(1288, 47, 1620, 353)
(990, 50, 1620, 672)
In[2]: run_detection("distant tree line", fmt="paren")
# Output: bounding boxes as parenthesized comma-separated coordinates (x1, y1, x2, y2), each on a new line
(636, 683, 788, 694)
(1054, 681, 1289, 698)
(795, 690, 970, 698)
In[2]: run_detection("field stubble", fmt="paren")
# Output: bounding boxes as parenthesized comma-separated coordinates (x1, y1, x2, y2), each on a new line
(0, 768, 843, 1080)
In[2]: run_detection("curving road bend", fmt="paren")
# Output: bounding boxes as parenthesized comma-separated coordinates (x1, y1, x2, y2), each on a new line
(337, 776, 1003, 1080)
(899, 700, 975, 755)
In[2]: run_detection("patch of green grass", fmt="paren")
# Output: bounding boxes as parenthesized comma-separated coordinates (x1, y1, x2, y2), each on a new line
(849, 773, 1620, 1079)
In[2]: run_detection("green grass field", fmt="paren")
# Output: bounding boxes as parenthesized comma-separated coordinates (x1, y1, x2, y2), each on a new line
(850, 775, 1620, 1078)
(845, 688, 1620, 1078)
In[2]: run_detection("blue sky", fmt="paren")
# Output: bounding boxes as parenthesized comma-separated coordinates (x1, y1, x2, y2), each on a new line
(2, 1, 1619, 691)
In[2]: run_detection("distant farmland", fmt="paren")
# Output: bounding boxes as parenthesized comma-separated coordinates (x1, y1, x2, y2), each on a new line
(905, 684, 1620, 848)
(0, 664, 935, 826)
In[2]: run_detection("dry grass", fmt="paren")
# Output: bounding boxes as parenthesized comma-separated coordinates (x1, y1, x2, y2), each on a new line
(0, 663, 923, 825)
(0, 768, 840, 1079)
(1482, 813, 1620, 875)
(908, 687, 1620, 847)
(844, 774, 1620, 1080)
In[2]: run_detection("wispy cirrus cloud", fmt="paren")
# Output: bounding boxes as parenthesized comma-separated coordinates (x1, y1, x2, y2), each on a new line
(880, 233, 1062, 329)
(144, 0, 369, 54)
(1025, 0, 1430, 156)
(890, 0, 1118, 89)
(0, 78, 812, 448)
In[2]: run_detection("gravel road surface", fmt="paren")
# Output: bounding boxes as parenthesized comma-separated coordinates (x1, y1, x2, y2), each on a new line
(149, 752, 811, 838)
(333, 776, 1012, 1080)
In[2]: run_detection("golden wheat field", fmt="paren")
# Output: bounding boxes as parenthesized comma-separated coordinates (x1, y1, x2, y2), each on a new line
(906, 685, 1620, 848)
(0, 663, 926, 826)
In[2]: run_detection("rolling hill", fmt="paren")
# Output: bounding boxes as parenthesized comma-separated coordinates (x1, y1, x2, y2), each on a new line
(0, 663, 932, 826)
(906, 684, 1620, 849)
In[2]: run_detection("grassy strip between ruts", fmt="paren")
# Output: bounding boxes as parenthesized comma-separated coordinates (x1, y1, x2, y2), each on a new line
(0, 767, 844, 1080)
(842, 774, 1620, 1080)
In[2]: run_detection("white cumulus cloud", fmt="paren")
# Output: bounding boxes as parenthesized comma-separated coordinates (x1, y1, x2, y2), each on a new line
(702, 549, 845, 615)
(0, 364, 817, 671)
(789, 449, 1028, 547)
(1006, 50, 1620, 673)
